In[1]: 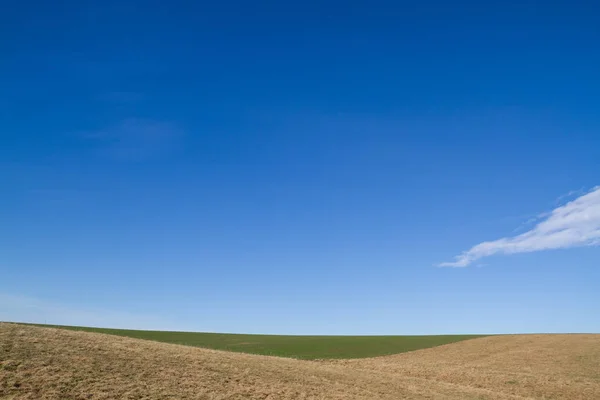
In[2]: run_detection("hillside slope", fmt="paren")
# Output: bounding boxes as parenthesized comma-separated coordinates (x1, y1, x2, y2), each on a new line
(337, 333, 600, 399)
(2, 323, 599, 399)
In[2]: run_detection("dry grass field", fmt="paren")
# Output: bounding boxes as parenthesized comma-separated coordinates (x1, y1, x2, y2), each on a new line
(1, 323, 599, 399)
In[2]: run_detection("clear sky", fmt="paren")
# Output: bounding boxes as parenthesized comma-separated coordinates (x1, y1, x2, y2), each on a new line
(1, 0, 599, 334)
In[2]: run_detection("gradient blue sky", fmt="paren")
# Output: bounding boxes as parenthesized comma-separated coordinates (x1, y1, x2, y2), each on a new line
(1, 0, 599, 334)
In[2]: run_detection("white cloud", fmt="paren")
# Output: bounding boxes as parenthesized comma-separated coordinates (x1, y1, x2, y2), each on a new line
(440, 186, 600, 267)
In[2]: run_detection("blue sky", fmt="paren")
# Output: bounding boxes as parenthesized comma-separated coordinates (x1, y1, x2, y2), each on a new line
(1, 0, 599, 334)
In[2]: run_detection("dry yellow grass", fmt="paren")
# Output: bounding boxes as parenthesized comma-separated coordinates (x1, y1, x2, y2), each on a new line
(332, 334, 600, 399)
(2, 323, 599, 399)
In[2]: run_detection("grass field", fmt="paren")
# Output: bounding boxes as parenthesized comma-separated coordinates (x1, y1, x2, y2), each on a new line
(26, 323, 484, 359)
(2, 323, 600, 399)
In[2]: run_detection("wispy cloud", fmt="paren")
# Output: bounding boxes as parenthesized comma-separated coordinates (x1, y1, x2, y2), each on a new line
(554, 188, 585, 205)
(83, 118, 183, 161)
(0, 293, 178, 330)
(440, 186, 600, 267)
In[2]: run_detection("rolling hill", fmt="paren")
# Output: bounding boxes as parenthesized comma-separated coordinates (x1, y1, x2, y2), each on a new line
(1, 323, 599, 399)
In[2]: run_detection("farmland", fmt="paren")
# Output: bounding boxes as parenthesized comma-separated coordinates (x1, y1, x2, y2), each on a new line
(28, 323, 483, 359)
(2, 323, 600, 399)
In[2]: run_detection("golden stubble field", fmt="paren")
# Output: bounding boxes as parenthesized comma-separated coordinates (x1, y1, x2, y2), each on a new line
(1, 323, 599, 399)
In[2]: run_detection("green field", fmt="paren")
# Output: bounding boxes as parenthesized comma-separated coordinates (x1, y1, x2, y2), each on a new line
(27, 324, 485, 359)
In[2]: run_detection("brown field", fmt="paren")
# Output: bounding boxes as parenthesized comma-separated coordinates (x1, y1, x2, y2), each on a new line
(1, 323, 599, 399)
